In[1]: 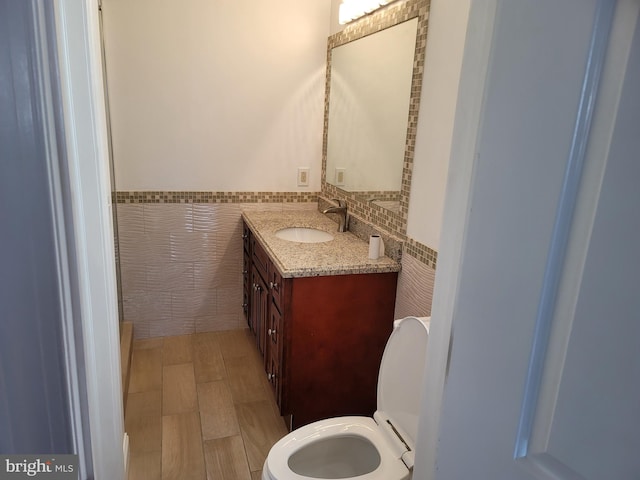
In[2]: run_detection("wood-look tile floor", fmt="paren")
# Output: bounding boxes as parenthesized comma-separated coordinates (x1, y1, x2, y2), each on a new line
(126, 329, 288, 480)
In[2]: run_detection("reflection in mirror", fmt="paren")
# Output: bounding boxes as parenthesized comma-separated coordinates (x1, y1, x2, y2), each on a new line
(326, 18, 418, 215)
(321, 0, 430, 236)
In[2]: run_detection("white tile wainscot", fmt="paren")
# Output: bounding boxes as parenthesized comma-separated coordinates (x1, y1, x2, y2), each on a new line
(117, 202, 318, 339)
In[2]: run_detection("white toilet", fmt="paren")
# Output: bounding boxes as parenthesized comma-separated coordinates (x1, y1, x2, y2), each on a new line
(262, 316, 430, 480)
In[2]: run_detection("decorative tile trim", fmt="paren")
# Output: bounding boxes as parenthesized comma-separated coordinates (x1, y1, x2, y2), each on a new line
(321, 0, 430, 237)
(405, 236, 438, 269)
(354, 191, 401, 202)
(115, 191, 319, 204)
(321, 187, 406, 238)
(319, 196, 437, 268)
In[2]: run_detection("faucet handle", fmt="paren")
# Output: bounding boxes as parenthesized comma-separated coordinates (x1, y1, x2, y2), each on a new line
(330, 198, 346, 208)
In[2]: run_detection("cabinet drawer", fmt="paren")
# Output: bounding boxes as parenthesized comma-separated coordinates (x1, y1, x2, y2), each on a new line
(252, 237, 269, 280)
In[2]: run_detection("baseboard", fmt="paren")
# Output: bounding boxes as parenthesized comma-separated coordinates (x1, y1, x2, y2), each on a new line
(120, 321, 134, 415)
(123, 432, 130, 480)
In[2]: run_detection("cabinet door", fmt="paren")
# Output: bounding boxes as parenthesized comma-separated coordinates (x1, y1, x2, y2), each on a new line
(242, 251, 250, 326)
(267, 304, 283, 407)
(249, 269, 259, 336)
(242, 221, 251, 253)
(251, 267, 268, 357)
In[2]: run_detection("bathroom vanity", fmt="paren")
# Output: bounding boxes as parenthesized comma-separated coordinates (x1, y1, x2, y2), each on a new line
(242, 210, 400, 429)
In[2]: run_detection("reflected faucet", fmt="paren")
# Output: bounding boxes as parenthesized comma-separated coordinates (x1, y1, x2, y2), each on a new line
(322, 199, 348, 233)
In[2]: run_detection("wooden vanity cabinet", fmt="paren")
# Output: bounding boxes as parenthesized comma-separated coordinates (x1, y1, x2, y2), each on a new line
(242, 219, 398, 430)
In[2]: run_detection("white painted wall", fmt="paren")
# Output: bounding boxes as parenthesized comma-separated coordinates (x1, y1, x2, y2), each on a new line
(105, 0, 468, 249)
(407, 0, 471, 251)
(101, 0, 330, 191)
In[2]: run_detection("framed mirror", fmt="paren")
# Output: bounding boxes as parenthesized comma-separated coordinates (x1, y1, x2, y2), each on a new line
(321, 0, 429, 235)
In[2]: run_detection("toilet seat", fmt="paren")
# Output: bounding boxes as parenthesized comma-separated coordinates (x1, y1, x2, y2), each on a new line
(263, 316, 430, 480)
(263, 416, 411, 480)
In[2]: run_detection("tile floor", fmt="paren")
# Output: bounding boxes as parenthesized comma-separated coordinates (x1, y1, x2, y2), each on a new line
(126, 328, 288, 480)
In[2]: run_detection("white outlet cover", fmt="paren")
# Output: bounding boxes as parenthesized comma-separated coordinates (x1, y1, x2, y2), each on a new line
(335, 168, 346, 186)
(297, 167, 310, 187)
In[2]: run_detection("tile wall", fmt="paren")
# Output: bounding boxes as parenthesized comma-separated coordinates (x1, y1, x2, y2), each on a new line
(117, 199, 317, 339)
(117, 194, 436, 339)
(394, 253, 436, 320)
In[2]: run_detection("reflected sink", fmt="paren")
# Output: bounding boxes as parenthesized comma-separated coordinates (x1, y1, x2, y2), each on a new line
(275, 227, 334, 243)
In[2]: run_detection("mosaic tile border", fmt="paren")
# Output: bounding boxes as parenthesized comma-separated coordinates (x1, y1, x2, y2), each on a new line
(353, 191, 401, 202)
(321, 0, 430, 238)
(405, 236, 438, 269)
(319, 196, 437, 269)
(115, 191, 319, 204)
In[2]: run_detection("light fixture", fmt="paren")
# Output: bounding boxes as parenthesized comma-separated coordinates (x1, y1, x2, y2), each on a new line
(338, 0, 395, 25)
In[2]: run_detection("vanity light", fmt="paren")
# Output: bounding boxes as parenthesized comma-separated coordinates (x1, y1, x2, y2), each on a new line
(338, 0, 395, 25)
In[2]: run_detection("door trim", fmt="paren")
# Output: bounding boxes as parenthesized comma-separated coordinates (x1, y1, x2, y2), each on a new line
(413, 1, 497, 477)
(54, 0, 125, 478)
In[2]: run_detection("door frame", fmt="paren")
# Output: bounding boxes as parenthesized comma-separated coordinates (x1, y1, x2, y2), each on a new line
(414, 1, 498, 476)
(54, 0, 126, 478)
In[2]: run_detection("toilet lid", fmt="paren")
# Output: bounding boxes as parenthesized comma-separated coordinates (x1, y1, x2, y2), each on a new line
(377, 316, 430, 448)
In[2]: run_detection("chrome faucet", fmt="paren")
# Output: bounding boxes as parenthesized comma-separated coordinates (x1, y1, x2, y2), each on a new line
(322, 198, 348, 232)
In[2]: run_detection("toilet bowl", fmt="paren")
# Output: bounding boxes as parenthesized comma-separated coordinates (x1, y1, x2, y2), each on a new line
(262, 316, 430, 480)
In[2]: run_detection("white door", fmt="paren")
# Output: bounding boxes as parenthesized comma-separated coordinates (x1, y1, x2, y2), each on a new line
(415, 0, 640, 479)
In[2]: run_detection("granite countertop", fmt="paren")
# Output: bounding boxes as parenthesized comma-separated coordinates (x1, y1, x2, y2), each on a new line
(242, 210, 400, 278)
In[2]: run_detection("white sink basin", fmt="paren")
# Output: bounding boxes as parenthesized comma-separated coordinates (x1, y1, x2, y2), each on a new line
(275, 227, 334, 243)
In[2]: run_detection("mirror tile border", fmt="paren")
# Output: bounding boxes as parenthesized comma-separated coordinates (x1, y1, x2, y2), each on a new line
(321, 0, 430, 238)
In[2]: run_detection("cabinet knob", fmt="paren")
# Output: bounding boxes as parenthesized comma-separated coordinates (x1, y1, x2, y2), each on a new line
(268, 328, 276, 336)
(267, 373, 276, 381)
(242, 270, 248, 275)
(242, 234, 248, 239)
(242, 303, 247, 308)
(269, 281, 278, 290)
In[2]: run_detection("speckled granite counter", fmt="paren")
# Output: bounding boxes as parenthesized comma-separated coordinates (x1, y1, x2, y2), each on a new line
(242, 210, 400, 278)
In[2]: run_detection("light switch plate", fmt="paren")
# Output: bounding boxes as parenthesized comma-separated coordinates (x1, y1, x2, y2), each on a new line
(297, 167, 310, 187)
(334, 168, 346, 186)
